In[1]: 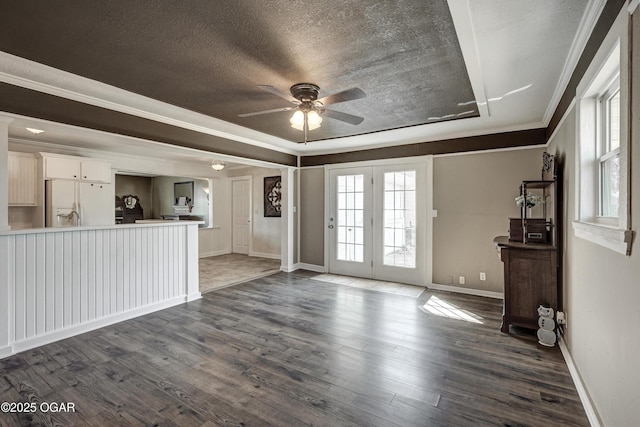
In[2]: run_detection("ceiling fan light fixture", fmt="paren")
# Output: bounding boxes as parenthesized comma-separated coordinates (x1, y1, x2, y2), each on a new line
(211, 160, 225, 171)
(290, 109, 322, 131)
(289, 110, 305, 130)
(307, 110, 322, 129)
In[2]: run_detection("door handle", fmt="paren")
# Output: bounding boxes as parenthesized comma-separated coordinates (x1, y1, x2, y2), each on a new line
(328, 225, 334, 229)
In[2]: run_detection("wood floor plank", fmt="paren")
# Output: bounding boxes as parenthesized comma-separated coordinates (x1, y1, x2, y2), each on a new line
(0, 270, 590, 426)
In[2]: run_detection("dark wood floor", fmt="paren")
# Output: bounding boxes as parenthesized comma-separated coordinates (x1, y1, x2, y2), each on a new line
(0, 270, 589, 426)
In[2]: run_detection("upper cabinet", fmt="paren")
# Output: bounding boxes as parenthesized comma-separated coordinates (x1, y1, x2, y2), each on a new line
(43, 155, 111, 183)
(8, 152, 37, 206)
(80, 160, 112, 183)
(44, 156, 80, 180)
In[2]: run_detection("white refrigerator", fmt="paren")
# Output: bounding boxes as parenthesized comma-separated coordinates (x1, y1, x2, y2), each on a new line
(45, 180, 115, 227)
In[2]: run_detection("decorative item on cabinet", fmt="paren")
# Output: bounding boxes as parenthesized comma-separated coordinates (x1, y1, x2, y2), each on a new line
(495, 152, 562, 336)
(115, 195, 143, 224)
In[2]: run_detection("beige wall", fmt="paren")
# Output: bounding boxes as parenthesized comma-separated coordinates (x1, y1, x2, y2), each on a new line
(151, 176, 210, 225)
(299, 167, 325, 266)
(297, 150, 544, 284)
(543, 11, 640, 425)
(550, 104, 640, 427)
(228, 166, 281, 258)
(432, 148, 545, 291)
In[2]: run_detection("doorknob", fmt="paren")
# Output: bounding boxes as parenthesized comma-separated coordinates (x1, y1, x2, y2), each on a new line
(328, 225, 334, 229)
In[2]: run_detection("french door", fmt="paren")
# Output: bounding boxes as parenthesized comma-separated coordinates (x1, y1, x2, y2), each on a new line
(327, 160, 430, 286)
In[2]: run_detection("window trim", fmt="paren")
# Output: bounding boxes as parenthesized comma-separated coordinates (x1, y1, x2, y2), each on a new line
(573, 8, 633, 256)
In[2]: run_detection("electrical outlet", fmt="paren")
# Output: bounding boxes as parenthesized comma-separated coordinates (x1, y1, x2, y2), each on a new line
(480, 272, 486, 281)
(557, 311, 567, 325)
(458, 276, 465, 285)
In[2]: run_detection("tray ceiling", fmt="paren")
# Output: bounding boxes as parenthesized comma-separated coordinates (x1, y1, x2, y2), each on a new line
(0, 1, 591, 156)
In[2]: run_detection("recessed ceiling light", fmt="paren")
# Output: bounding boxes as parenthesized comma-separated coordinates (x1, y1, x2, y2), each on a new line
(26, 128, 45, 134)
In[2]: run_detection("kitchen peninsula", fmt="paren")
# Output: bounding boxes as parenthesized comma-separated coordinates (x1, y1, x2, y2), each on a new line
(0, 220, 202, 359)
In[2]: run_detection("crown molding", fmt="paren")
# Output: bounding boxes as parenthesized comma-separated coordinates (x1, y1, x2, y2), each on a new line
(543, 0, 607, 125)
(447, 0, 490, 118)
(0, 52, 298, 156)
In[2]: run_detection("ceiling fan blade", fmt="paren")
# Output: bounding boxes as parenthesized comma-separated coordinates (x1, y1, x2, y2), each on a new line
(322, 108, 364, 125)
(238, 106, 295, 117)
(317, 87, 367, 106)
(258, 85, 299, 103)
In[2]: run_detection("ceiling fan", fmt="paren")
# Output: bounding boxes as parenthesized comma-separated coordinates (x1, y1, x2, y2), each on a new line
(239, 83, 366, 143)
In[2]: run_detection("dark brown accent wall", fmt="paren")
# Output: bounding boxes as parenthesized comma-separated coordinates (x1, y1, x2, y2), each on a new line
(0, 83, 297, 167)
(300, 128, 546, 167)
(547, 0, 628, 138)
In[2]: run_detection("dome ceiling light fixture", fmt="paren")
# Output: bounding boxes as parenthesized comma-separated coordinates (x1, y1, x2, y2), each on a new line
(239, 83, 366, 144)
(211, 160, 225, 171)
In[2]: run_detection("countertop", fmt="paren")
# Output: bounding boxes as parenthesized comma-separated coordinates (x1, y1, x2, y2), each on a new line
(0, 220, 204, 236)
(493, 235, 557, 251)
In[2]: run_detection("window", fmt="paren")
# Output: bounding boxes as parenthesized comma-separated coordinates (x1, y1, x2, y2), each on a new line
(598, 83, 620, 218)
(573, 8, 633, 256)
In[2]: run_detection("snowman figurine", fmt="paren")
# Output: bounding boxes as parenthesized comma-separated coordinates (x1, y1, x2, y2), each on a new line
(537, 305, 557, 347)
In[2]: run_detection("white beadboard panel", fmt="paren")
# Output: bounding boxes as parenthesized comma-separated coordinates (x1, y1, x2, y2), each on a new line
(14, 235, 26, 342)
(8, 153, 37, 206)
(0, 222, 202, 358)
(0, 236, 15, 355)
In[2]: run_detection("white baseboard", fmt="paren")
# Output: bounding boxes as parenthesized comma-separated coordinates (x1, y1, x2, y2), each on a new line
(428, 283, 503, 299)
(0, 346, 13, 359)
(280, 264, 296, 273)
(199, 249, 230, 258)
(294, 263, 327, 273)
(558, 334, 602, 427)
(186, 292, 202, 302)
(4, 295, 192, 359)
(249, 251, 281, 260)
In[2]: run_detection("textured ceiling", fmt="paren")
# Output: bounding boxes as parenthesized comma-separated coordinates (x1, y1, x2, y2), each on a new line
(0, 1, 478, 144)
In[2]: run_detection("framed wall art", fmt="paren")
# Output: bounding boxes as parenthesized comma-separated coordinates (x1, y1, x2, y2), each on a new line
(264, 176, 282, 217)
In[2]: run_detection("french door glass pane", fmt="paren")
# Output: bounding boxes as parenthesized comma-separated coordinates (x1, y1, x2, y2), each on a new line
(336, 174, 365, 262)
(383, 170, 416, 268)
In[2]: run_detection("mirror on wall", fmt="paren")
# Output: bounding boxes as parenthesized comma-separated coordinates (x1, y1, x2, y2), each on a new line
(174, 181, 194, 205)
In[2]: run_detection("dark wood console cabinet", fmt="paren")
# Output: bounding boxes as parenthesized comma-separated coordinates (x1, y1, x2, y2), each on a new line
(494, 237, 558, 332)
(495, 152, 562, 334)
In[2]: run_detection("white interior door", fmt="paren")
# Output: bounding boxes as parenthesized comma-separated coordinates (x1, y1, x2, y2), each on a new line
(328, 160, 430, 286)
(231, 177, 251, 254)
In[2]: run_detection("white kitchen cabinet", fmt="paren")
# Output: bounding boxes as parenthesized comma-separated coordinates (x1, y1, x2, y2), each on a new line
(44, 156, 81, 180)
(8, 152, 37, 206)
(44, 156, 111, 183)
(80, 160, 112, 183)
